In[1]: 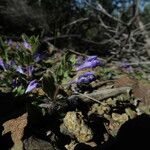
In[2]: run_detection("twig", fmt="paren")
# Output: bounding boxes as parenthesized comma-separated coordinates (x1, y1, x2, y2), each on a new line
(44, 34, 81, 41)
(66, 49, 88, 57)
(85, 0, 127, 26)
(62, 18, 89, 29)
(70, 87, 131, 103)
(66, 48, 106, 63)
(78, 92, 102, 104)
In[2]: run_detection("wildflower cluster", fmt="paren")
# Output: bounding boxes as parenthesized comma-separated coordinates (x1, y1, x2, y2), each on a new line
(76, 55, 101, 71)
(0, 37, 40, 95)
(75, 56, 101, 84)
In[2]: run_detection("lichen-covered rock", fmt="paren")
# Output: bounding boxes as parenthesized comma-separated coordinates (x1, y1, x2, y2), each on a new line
(125, 108, 137, 119)
(108, 120, 120, 136)
(112, 113, 128, 123)
(61, 111, 93, 143)
(106, 113, 129, 136)
(89, 103, 110, 116)
(106, 98, 117, 107)
(65, 140, 96, 150)
(65, 140, 77, 150)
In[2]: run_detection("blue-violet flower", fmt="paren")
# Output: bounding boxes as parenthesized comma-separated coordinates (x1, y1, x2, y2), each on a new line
(76, 72, 96, 84)
(121, 60, 133, 73)
(76, 55, 101, 71)
(0, 58, 6, 70)
(25, 80, 38, 93)
(23, 40, 32, 49)
(16, 66, 24, 74)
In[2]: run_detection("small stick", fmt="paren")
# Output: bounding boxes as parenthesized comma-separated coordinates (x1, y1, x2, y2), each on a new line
(70, 87, 131, 103)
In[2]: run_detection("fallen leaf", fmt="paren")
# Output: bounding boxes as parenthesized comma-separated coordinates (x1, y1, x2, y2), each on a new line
(2, 113, 28, 150)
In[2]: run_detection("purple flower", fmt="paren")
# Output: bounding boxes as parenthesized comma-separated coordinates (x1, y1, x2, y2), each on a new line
(25, 80, 38, 93)
(85, 55, 98, 62)
(76, 55, 101, 71)
(16, 65, 34, 76)
(33, 52, 48, 62)
(0, 59, 17, 71)
(76, 60, 101, 71)
(23, 40, 32, 49)
(33, 53, 44, 62)
(16, 66, 24, 74)
(121, 60, 133, 73)
(76, 72, 96, 84)
(0, 58, 6, 70)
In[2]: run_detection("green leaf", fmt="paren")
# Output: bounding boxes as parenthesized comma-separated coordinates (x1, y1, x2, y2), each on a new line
(64, 71, 69, 78)
(70, 54, 76, 65)
(17, 86, 25, 94)
(12, 86, 25, 96)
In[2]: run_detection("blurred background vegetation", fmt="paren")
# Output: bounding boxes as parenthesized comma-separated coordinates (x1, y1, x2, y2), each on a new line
(0, 0, 150, 59)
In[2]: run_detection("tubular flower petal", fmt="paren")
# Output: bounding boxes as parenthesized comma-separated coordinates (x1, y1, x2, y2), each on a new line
(121, 60, 133, 73)
(85, 55, 98, 62)
(76, 72, 96, 84)
(23, 41, 32, 49)
(34, 53, 42, 62)
(16, 66, 24, 74)
(25, 80, 38, 93)
(76, 59, 101, 71)
(0, 58, 6, 70)
(33, 52, 48, 62)
(76, 55, 101, 71)
(34, 53, 41, 62)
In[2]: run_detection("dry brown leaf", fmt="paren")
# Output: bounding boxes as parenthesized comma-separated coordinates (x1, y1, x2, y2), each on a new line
(2, 113, 28, 150)
(115, 74, 150, 106)
(115, 75, 137, 88)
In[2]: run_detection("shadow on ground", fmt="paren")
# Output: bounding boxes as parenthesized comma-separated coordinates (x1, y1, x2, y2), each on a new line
(101, 114, 150, 150)
(0, 92, 150, 150)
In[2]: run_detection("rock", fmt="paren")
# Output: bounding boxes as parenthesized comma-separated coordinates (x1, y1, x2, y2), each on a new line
(89, 103, 110, 116)
(106, 98, 117, 107)
(108, 120, 120, 136)
(61, 111, 93, 143)
(138, 105, 150, 115)
(24, 136, 55, 150)
(65, 140, 77, 150)
(112, 113, 128, 123)
(125, 108, 137, 119)
(107, 113, 129, 136)
(2, 113, 28, 150)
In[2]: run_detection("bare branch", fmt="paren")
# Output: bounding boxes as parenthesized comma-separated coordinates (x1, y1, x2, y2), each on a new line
(85, 0, 127, 26)
(62, 18, 89, 29)
(70, 87, 131, 103)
